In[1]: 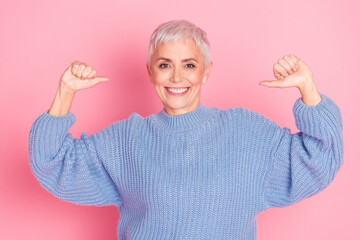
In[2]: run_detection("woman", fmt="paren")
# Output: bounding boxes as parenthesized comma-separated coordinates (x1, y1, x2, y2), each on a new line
(29, 19, 344, 239)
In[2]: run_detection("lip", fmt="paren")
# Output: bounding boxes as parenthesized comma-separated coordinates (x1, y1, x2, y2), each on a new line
(165, 87, 190, 96)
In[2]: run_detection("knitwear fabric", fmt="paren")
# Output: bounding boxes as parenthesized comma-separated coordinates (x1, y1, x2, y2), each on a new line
(28, 92, 344, 239)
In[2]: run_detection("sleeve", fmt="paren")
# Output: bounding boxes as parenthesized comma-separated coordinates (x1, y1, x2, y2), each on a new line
(28, 110, 122, 207)
(262, 93, 344, 210)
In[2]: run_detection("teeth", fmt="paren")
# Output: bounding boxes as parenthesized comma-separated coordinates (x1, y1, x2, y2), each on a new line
(167, 87, 189, 93)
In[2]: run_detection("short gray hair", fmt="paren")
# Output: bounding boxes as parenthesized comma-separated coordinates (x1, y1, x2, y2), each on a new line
(147, 19, 211, 69)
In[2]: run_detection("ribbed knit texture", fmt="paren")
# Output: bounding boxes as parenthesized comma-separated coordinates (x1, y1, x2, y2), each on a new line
(28, 93, 344, 240)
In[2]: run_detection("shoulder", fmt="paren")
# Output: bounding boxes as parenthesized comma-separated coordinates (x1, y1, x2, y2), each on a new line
(218, 105, 272, 121)
(219, 106, 281, 130)
(107, 112, 146, 132)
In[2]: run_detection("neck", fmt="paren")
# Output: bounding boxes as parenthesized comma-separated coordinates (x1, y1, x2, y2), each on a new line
(164, 102, 201, 116)
(150, 102, 220, 132)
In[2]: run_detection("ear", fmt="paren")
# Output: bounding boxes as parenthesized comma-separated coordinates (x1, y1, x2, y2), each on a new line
(202, 61, 213, 84)
(146, 63, 152, 82)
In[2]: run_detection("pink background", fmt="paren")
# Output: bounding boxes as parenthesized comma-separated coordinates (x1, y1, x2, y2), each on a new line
(1, 0, 359, 239)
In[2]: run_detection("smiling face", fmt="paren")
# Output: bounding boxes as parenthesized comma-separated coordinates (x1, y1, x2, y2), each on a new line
(147, 38, 213, 116)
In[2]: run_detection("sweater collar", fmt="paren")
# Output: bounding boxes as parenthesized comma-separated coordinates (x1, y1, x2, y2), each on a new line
(150, 103, 218, 132)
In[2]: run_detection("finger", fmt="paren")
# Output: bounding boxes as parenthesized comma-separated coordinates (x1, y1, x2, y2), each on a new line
(289, 54, 299, 71)
(95, 76, 110, 82)
(82, 65, 93, 78)
(289, 54, 298, 63)
(71, 61, 81, 76)
(284, 55, 296, 72)
(65, 64, 72, 74)
(278, 58, 292, 74)
(284, 55, 295, 66)
(274, 71, 283, 80)
(75, 77, 108, 89)
(87, 76, 110, 87)
(274, 63, 289, 78)
(76, 63, 86, 78)
(259, 79, 286, 88)
(87, 69, 98, 78)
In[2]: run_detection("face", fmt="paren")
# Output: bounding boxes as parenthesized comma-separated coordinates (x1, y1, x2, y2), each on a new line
(147, 38, 213, 116)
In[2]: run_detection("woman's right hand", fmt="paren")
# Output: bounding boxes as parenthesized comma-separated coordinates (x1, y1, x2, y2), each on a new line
(59, 60, 110, 93)
(48, 61, 109, 116)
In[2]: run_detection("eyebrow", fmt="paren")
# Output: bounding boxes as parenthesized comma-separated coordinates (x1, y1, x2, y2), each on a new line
(156, 57, 198, 63)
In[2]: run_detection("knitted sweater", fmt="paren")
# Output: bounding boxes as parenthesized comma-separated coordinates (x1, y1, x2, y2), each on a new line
(28, 93, 344, 240)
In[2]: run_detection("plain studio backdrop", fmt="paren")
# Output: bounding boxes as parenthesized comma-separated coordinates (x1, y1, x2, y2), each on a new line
(0, 0, 359, 239)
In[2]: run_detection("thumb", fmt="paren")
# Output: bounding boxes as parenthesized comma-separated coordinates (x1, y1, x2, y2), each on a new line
(87, 76, 110, 88)
(259, 80, 285, 88)
(95, 77, 110, 82)
(93, 76, 110, 83)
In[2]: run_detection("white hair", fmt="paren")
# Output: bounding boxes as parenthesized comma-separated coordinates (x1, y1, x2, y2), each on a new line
(147, 19, 211, 69)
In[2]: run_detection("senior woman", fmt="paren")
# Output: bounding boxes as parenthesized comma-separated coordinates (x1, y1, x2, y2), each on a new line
(29, 19, 344, 239)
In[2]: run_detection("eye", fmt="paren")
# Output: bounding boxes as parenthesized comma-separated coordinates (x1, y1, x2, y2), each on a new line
(185, 64, 195, 68)
(159, 63, 169, 69)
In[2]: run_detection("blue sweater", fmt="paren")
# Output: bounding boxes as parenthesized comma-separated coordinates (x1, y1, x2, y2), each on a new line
(28, 93, 344, 239)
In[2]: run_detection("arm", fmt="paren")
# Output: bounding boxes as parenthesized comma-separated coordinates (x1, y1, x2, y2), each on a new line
(48, 60, 109, 117)
(28, 61, 120, 206)
(29, 110, 122, 206)
(262, 92, 344, 209)
(48, 81, 76, 116)
(259, 54, 344, 209)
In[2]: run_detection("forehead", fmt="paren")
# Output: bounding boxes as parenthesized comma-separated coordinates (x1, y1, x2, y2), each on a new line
(154, 38, 203, 58)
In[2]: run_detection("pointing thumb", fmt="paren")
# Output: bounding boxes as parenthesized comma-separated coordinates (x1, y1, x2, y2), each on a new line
(98, 77, 110, 82)
(259, 81, 271, 87)
(93, 76, 110, 84)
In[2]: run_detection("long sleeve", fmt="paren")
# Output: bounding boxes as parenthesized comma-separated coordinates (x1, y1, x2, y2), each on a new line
(262, 93, 344, 210)
(28, 110, 122, 207)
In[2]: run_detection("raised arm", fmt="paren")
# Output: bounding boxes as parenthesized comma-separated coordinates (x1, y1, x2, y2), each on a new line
(259, 54, 344, 209)
(262, 93, 343, 209)
(48, 60, 109, 116)
(28, 61, 122, 207)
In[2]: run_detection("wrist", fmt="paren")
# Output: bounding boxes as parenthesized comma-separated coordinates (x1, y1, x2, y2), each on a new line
(48, 82, 76, 117)
(58, 81, 76, 96)
(298, 81, 322, 106)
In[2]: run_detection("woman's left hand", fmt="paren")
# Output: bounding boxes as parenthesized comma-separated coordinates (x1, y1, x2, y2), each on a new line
(259, 54, 322, 106)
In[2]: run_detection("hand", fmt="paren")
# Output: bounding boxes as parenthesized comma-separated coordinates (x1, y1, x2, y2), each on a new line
(259, 54, 316, 89)
(259, 54, 322, 106)
(60, 60, 110, 93)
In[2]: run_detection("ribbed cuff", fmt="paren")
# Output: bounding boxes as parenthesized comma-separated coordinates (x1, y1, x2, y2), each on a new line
(30, 110, 77, 156)
(29, 110, 76, 167)
(293, 93, 342, 137)
(40, 109, 76, 127)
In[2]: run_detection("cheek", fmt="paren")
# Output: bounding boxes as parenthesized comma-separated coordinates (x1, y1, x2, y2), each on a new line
(152, 71, 169, 85)
(189, 72, 205, 85)
(151, 75, 164, 86)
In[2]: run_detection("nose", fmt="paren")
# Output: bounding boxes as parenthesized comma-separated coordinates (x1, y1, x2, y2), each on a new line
(170, 66, 182, 83)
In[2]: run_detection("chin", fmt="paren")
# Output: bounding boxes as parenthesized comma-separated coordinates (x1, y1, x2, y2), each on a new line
(164, 102, 188, 110)
(164, 99, 201, 114)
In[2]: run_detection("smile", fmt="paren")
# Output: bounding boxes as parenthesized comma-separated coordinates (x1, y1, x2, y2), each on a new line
(165, 87, 190, 96)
